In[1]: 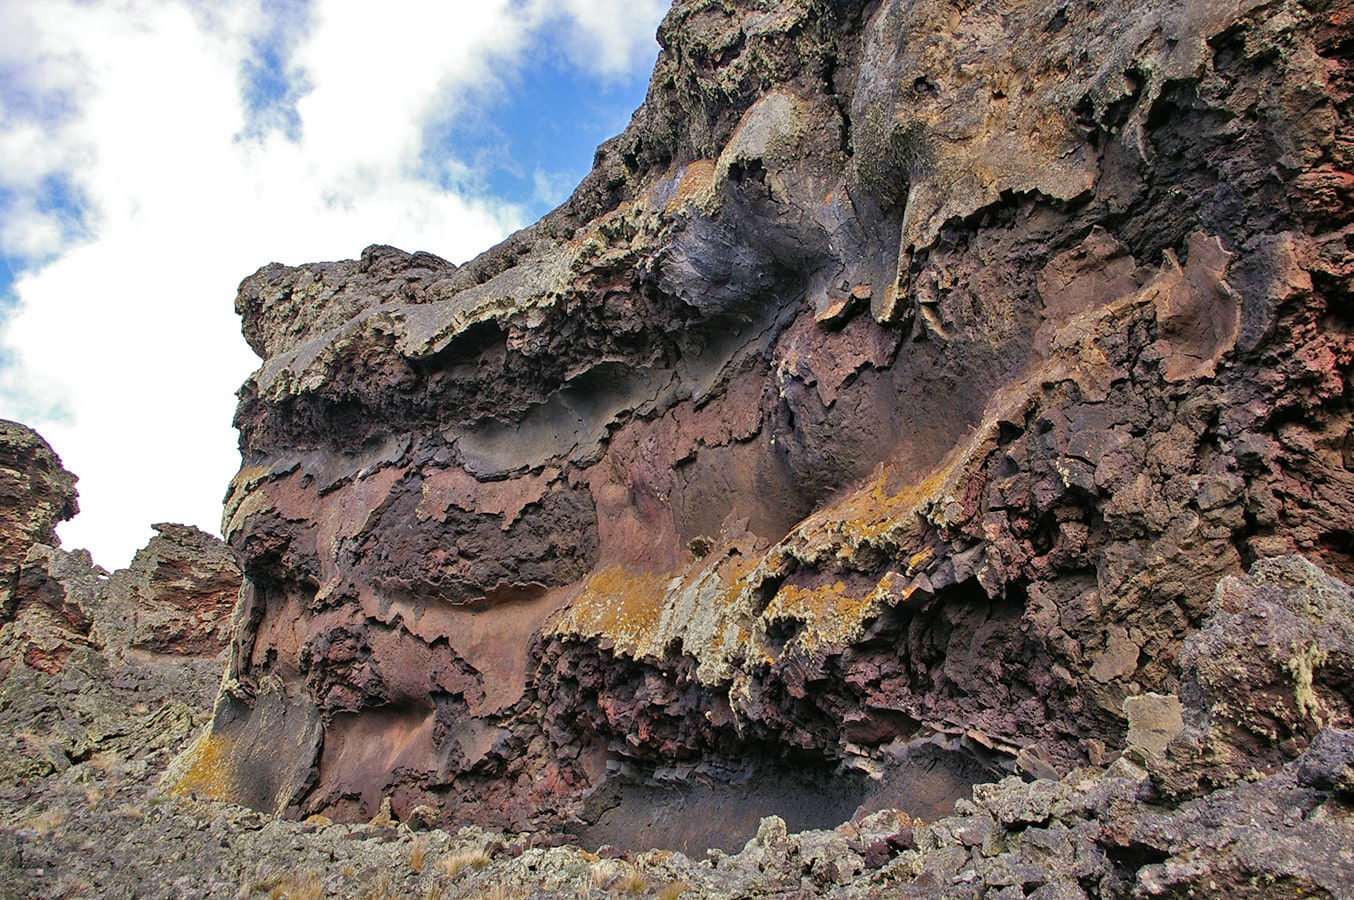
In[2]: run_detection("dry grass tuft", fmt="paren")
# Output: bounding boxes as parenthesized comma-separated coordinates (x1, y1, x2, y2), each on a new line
(267, 870, 323, 900)
(472, 887, 520, 900)
(361, 872, 394, 900)
(617, 869, 650, 893)
(437, 848, 491, 879)
(657, 881, 691, 900)
(26, 807, 68, 836)
(408, 837, 428, 872)
(114, 804, 145, 821)
(87, 750, 121, 777)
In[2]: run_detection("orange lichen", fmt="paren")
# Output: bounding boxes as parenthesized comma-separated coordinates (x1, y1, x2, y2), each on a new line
(666, 159, 717, 214)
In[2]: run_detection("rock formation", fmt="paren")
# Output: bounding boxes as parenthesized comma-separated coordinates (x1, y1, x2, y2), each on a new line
(0, 421, 77, 573)
(0, 421, 242, 784)
(178, 0, 1351, 866)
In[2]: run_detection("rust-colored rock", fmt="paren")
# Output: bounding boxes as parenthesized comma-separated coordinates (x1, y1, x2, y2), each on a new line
(186, 0, 1354, 853)
(99, 523, 242, 658)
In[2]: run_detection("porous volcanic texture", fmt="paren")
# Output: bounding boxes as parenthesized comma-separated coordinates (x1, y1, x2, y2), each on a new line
(3, 555, 1348, 898)
(185, 0, 1354, 853)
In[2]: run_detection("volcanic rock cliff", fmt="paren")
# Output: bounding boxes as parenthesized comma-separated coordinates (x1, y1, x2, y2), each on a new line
(180, 0, 1353, 858)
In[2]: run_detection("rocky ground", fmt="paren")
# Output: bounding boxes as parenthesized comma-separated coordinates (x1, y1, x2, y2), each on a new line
(5, 722, 1351, 900)
(2, 597, 1352, 899)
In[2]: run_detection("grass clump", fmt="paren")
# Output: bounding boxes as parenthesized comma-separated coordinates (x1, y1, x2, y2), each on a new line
(408, 837, 429, 872)
(437, 848, 491, 879)
(618, 869, 650, 893)
(26, 807, 68, 836)
(266, 870, 323, 900)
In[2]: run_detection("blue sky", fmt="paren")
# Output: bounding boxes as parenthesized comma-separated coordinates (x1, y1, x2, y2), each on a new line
(0, 0, 668, 568)
(441, 54, 646, 213)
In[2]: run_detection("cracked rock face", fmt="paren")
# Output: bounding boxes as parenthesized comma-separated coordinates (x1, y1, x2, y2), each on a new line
(183, 0, 1354, 846)
(0, 423, 242, 793)
(0, 421, 77, 580)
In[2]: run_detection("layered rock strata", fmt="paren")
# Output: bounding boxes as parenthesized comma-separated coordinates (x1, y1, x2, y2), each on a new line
(183, 0, 1354, 847)
(4, 553, 1353, 898)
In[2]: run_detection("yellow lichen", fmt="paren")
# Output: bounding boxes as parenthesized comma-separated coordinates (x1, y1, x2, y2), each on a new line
(1286, 644, 1329, 725)
(759, 579, 883, 656)
(557, 566, 677, 649)
(163, 731, 233, 801)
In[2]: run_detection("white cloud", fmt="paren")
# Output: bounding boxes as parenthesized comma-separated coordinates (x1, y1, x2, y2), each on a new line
(541, 0, 672, 77)
(0, 0, 669, 569)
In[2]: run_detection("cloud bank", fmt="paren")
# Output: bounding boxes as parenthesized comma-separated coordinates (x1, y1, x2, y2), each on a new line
(0, 0, 669, 568)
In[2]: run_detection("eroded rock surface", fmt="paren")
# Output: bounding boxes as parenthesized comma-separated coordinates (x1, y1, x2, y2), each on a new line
(4, 555, 1349, 898)
(0, 421, 77, 600)
(0, 423, 242, 784)
(186, 0, 1353, 861)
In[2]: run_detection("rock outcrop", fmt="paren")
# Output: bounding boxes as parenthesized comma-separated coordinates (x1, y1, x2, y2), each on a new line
(0, 422, 243, 784)
(184, 0, 1352, 860)
(5, 554, 1349, 898)
(0, 421, 77, 575)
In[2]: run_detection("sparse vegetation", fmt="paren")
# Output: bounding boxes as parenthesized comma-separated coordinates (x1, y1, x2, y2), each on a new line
(437, 848, 492, 879)
(266, 870, 323, 900)
(26, 807, 68, 836)
(87, 750, 121, 776)
(472, 886, 520, 900)
(361, 872, 394, 900)
(657, 882, 691, 900)
(617, 868, 650, 893)
(408, 836, 429, 872)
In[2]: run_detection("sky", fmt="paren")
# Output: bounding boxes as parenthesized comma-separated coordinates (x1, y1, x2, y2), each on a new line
(0, 0, 670, 570)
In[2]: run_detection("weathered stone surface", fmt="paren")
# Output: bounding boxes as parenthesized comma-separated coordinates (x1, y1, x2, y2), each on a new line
(193, 0, 1353, 865)
(98, 523, 241, 659)
(0, 421, 76, 590)
(1154, 555, 1354, 799)
(1123, 692, 1185, 764)
(0, 545, 102, 681)
(0, 422, 241, 788)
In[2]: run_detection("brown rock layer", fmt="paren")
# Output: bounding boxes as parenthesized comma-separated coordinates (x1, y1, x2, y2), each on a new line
(100, 524, 245, 659)
(185, 0, 1354, 848)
